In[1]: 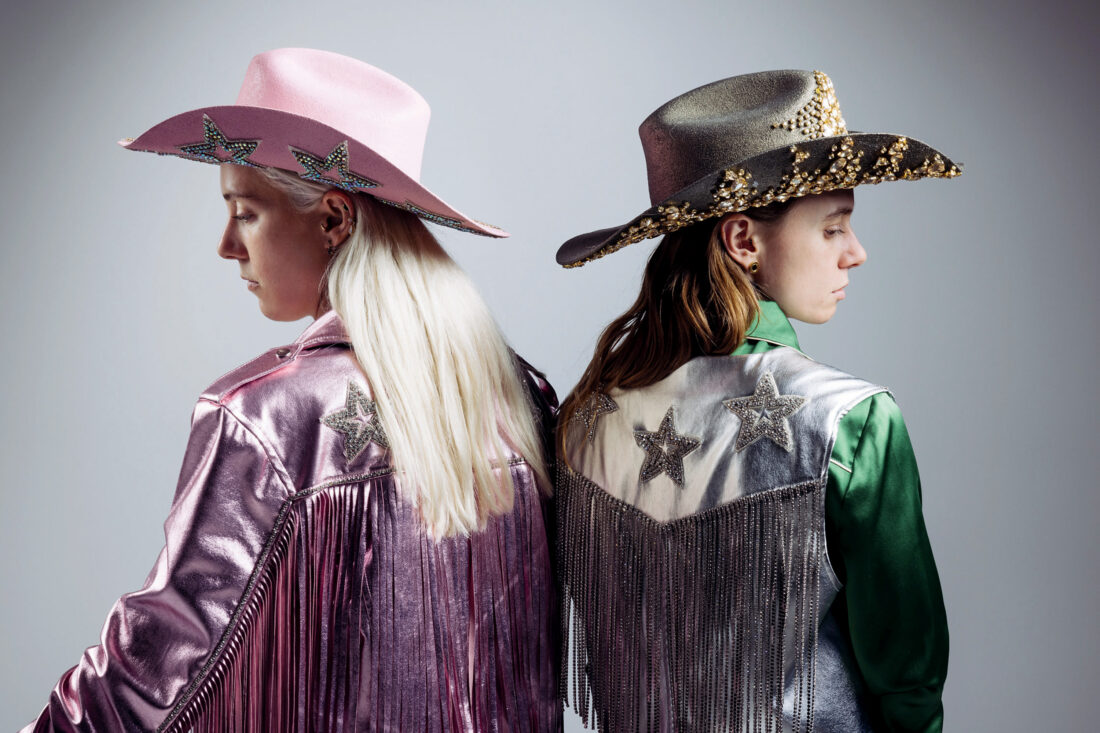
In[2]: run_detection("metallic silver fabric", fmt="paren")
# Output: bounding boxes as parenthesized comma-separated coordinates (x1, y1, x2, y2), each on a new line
(566, 349, 881, 523)
(25, 311, 562, 732)
(559, 347, 882, 732)
(788, 610, 873, 733)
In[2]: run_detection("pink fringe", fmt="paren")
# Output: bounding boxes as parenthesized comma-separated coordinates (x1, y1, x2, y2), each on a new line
(161, 471, 559, 732)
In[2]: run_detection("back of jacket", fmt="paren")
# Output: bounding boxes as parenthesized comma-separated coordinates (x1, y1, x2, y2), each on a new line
(558, 347, 882, 732)
(28, 311, 562, 733)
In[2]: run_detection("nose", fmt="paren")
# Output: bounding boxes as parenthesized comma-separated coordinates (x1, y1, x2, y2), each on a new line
(218, 222, 245, 261)
(842, 232, 867, 269)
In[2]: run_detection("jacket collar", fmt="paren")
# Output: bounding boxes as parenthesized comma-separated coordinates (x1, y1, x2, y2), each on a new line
(294, 309, 349, 349)
(745, 300, 802, 351)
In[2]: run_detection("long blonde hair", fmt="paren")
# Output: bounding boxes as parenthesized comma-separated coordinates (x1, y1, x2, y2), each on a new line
(261, 168, 550, 537)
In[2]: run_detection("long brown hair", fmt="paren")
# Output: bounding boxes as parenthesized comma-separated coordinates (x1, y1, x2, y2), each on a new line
(558, 201, 793, 455)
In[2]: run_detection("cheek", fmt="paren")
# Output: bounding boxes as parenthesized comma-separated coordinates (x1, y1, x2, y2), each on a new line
(265, 223, 320, 271)
(764, 253, 809, 296)
(276, 230, 329, 296)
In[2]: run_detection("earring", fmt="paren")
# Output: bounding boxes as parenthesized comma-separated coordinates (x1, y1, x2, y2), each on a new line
(327, 244, 338, 257)
(749, 261, 759, 274)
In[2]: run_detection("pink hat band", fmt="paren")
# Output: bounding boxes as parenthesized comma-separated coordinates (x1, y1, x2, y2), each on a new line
(122, 48, 505, 237)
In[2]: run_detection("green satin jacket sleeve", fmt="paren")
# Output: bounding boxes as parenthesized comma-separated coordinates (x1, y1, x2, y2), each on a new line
(825, 393, 948, 733)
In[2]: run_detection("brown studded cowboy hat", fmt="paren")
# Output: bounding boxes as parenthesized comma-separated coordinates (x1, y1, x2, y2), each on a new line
(556, 69, 962, 267)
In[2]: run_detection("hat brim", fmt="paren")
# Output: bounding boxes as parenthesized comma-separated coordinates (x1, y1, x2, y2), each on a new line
(556, 132, 961, 267)
(121, 105, 507, 238)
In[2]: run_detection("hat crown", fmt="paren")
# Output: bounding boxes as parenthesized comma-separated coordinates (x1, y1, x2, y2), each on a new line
(235, 48, 430, 181)
(640, 70, 847, 204)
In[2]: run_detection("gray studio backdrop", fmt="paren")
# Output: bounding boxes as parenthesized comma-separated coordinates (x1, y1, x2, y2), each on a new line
(2, 1, 1096, 730)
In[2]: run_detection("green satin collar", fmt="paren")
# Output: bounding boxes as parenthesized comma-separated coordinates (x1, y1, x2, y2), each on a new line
(736, 300, 801, 352)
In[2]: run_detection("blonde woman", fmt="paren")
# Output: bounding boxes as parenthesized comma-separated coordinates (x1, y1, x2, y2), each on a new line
(555, 71, 958, 732)
(25, 49, 560, 732)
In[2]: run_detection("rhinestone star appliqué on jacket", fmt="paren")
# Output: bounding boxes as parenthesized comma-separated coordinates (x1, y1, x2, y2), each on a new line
(724, 371, 807, 452)
(574, 392, 619, 443)
(321, 381, 388, 461)
(633, 406, 701, 487)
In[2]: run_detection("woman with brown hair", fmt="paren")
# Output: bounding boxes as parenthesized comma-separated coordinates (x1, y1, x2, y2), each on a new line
(555, 70, 959, 732)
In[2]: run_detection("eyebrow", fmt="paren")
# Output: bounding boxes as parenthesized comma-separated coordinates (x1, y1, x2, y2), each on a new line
(824, 205, 854, 219)
(222, 191, 262, 201)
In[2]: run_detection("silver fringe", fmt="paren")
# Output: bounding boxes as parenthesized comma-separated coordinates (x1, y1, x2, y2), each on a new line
(556, 463, 823, 732)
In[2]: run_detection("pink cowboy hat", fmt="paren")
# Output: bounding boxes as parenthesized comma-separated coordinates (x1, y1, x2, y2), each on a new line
(121, 47, 506, 237)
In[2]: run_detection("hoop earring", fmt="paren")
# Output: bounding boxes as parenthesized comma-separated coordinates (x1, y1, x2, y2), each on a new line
(749, 261, 759, 274)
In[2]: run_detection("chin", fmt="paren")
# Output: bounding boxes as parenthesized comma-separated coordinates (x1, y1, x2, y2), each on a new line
(258, 302, 310, 322)
(257, 301, 286, 322)
(793, 306, 836, 325)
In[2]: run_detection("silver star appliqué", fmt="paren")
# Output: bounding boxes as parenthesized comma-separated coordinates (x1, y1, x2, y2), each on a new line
(291, 141, 377, 191)
(634, 406, 701, 487)
(723, 372, 807, 452)
(321, 382, 388, 461)
(573, 392, 618, 443)
(177, 115, 260, 166)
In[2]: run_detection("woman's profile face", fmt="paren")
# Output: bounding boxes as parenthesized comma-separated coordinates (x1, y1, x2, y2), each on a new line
(754, 190, 866, 324)
(218, 165, 331, 321)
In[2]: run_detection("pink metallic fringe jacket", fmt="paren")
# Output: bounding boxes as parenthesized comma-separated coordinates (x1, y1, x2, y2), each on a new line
(25, 312, 562, 732)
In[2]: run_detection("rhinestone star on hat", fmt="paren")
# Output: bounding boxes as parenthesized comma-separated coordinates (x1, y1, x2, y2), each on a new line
(178, 115, 259, 166)
(723, 372, 807, 452)
(291, 140, 378, 191)
(573, 392, 619, 443)
(634, 406, 701, 486)
(321, 381, 388, 461)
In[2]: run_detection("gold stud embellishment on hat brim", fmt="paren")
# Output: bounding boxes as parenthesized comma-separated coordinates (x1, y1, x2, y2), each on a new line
(563, 136, 960, 268)
(772, 71, 848, 139)
(292, 141, 378, 192)
(178, 115, 260, 166)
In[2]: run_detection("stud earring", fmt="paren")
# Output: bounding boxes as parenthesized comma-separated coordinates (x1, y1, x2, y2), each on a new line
(749, 261, 759, 274)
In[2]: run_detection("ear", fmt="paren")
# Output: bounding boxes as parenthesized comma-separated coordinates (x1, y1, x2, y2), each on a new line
(718, 213, 760, 271)
(318, 190, 356, 249)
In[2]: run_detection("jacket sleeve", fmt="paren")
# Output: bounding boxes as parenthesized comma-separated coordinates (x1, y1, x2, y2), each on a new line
(24, 399, 291, 732)
(825, 393, 949, 733)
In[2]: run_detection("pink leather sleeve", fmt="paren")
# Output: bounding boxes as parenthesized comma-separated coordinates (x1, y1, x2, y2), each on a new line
(24, 400, 291, 732)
